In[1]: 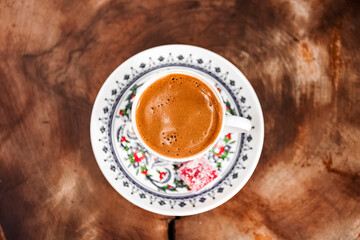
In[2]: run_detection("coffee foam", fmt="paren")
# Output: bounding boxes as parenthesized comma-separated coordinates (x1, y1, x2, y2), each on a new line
(135, 73, 222, 158)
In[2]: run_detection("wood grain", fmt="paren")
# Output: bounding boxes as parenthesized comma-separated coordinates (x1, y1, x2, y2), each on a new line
(1, 0, 359, 239)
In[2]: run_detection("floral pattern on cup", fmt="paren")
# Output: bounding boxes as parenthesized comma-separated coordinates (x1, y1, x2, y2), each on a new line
(113, 85, 239, 193)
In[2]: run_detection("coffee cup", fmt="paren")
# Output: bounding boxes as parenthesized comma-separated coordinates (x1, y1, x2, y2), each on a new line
(131, 69, 251, 163)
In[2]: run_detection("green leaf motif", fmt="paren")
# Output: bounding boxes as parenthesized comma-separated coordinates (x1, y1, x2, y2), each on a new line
(212, 148, 217, 155)
(220, 151, 229, 159)
(129, 154, 135, 163)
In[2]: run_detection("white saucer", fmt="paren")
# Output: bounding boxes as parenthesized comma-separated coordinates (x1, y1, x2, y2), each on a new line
(90, 44, 264, 216)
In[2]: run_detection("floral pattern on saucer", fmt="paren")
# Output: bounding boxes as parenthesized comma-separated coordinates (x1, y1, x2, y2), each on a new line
(91, 45, 263, 215)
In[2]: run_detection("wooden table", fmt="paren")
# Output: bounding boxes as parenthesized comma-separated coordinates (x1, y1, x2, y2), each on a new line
(1, 0, 359, 239)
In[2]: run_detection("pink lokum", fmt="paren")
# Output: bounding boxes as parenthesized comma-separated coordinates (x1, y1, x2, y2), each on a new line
(178, 157, 218, 191)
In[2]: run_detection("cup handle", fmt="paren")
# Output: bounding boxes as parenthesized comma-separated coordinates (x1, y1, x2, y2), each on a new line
(224, 115, 252, 133)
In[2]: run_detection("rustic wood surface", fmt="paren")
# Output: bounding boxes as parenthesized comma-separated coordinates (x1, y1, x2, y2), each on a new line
(1, 0, 360, 239)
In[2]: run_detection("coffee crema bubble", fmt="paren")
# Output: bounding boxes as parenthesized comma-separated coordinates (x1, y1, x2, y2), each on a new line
(135, 73, 223, 158)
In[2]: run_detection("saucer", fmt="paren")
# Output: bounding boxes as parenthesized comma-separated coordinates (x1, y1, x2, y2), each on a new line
(90, 44, 264, 216)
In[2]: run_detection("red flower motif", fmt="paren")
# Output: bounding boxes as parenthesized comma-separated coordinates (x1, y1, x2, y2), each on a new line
(134, 150, 146, 162)
(121, 136, 126, 142)
(142, 170, 148, 175)
(226, 105, 229, 110)
(119, 110, 124, 116)
(217, 87, 221, 92)
(225, 133, 231, 139)
(159, 172, 166, 180)
(168, 185, 173, 188)
(214, 144, 225, 157)
(131, 94, 135, 99)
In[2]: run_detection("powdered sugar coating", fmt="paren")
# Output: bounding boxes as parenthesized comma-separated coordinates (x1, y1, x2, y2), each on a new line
(178, 157, 219, 191)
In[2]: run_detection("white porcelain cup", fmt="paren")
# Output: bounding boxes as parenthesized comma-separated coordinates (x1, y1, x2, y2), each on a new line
(131, 69, 251, 163)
